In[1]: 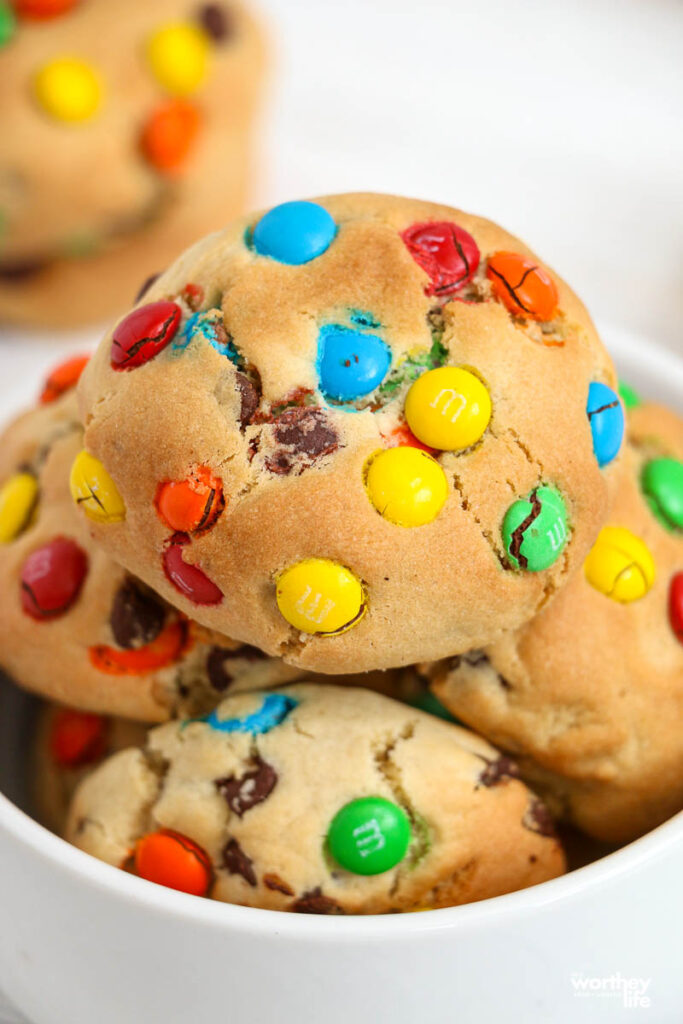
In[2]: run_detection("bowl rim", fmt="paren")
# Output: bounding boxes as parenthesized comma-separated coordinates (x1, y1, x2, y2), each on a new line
(0, 323, 682, 940)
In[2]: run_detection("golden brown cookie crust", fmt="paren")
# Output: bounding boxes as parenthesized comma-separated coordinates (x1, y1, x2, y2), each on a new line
(428, 403, 683, 843)
(66, 684, 566, 913)
(78, 193, 619, 672)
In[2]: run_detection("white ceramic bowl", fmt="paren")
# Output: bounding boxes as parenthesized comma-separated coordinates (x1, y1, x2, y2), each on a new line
(0, 325, 681, 1024)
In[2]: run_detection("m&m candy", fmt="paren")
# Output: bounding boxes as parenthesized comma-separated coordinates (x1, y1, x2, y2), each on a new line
(34, 57, 102, 122)
(276, 558, 366, 635)
(146, 23, 209, 96)
(669, 572, 683, 644)
(641, 458, 683, 532)
(327, 797, 411, 875)
(364, 446, 448, 527)
(49, 709, 107, 767)
(401, 221, 480, 297)
(198, 693, 297, 735)
(163, 534, 223, 605)
(39, 354, 90, 404)
(21, 537, 88, 619)
(14, 0, 78, 18)
(111, 301, 181, 370)
(156, 466, 224, 534)
(486, 252, 558, 321)
(0, 471, 38, 543)
(0, 3, 16, 47)
(134, 829, 212, 896)
(89, 620, 187, 676)
(503, 486, 569, 572)
(618, 381, 641, 411)
(251, 201, 336, 265)
(70, 451, 126, 524)
(141, 99, 201, 174)
(404, 366, 492, 451)
(584, 526, 655, 603)
(317, 324, 391, 402)
(586, 382, 624, 468)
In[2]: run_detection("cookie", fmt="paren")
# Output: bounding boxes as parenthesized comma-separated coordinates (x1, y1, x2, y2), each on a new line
(426, 402, 683, 844)
(31, 702, 148, 833)
(0, 0, 265, 327)
(75, 192, 620, 674)
(66, 684, 566, 913)
(0, 363, 303, 720)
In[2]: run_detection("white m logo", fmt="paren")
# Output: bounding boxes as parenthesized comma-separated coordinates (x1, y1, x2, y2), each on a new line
(429, 388, 467, 423)
(295, 586, 335, 625)
(547, 518, 567, 551)
(353, 818, 386, 857)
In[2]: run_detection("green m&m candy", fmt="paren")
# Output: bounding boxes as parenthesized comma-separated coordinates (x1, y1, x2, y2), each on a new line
(0, 3, 16, 48)
(642, 458, 683, 532)
(618, 381, 641, 411)
(327, 796, 411, 875)
(503, 485, 569, 572)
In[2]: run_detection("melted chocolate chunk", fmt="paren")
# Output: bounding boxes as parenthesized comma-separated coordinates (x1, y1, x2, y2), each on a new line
(216, 757, 278, 816)
(109, 579, 166, 649)
(0, 257, 48, 282)
(198, 3, 233, 41)
(222, 838, 257, 886)
(522, 797, 557, 838)
(478, 756, 520, 788)
(134, 271, 161, 303)
(263, 873, 294, 896)
(236, 372, 260, 428)
(291, 887, 345, 915)
(265, 407, 339, 475)
(206, 644, 268, 691)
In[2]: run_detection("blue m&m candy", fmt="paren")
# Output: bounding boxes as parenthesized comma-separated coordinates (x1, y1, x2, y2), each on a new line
(587, 382, 624, 468)
(251, 201, 336, 265)
(317, 324, 391, 402)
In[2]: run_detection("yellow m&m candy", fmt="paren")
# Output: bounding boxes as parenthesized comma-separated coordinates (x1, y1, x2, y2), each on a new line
(34, 57, 102, 122)
(70, 451, 125, 524)
(147, 23, 210, 96)
(584, 526, 655, 603)
(0, 472, 38, 543)
(276, 558, 366, 635)
(405, 367, 492, 451)
(364, 447, 448, 527)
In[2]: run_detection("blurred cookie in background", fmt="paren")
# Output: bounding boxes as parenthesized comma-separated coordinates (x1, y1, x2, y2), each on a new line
(0, 0, 266, 327)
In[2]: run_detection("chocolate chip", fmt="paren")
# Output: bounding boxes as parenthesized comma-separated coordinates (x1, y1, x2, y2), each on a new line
(222, 838, 256, 886)
(273, 407, 338, 457)
(134, 271, 161, 303)
(206, 647, 235, 692)
(216, 757, 277, 816)
(522, 797, 557, 838)
(291, 887, 345, 915)
(0, 257, 48, 282)
(236, 372, 260, 428)
(109, 578, 166, 649)
(263, 873, 294, 896)
(478, 755, 520, 788)
(198, 3, 233, 41)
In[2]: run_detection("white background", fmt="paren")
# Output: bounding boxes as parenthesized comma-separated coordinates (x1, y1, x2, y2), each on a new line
(0, 1, 680, 1019)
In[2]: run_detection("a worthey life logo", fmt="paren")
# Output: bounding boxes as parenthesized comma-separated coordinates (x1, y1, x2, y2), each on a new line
(571, 972, 652, 1010)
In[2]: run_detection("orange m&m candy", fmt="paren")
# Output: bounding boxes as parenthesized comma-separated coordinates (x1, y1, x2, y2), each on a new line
(141, 99, 201, 174)
(89, 619, 189, 675)
(14, 0, 78, 19)
(49, 708, 107, 767)
(134, 829, 212, 896)
(40, 354, 90, 404)
(156, 465, 224, 533)
(486, 252, 559, 322)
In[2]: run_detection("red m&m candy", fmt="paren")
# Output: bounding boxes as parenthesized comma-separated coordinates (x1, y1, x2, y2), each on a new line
(20, 537, 88, 620)
(401, 221, 480, 297)
(40, 354, 90, 404)
(49, 709, 107, 767)
(669, 572, 683, 645)
(163, 534, 223, 605)
(14, 0, 78, 18)
(134, 829, 212, 896)
(111, 301, 181, 371)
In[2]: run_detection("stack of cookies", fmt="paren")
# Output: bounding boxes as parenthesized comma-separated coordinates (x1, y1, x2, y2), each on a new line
(2, 193, 681, 914)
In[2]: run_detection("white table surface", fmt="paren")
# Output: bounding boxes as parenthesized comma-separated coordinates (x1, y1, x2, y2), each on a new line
(0, 0, 680, 1020)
